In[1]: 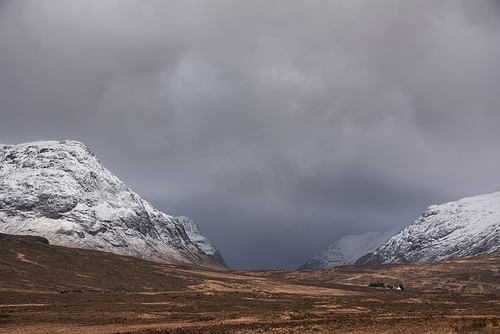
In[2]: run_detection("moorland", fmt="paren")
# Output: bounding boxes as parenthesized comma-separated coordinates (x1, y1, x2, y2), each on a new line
(1, 233, 500, 333)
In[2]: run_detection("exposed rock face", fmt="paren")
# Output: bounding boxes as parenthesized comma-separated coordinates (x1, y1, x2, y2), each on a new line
(356, 192, 500, 265)
(0, 140, 223, 269)
(297, 229, 398, 270)
(177, 216, 227, 267)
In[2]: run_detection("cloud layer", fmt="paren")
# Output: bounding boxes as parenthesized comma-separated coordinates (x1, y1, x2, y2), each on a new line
(1, 0, 500, 269)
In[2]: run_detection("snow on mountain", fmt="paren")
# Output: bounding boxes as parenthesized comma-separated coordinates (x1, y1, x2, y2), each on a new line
(297, 229, 398, 270)
(177, 216, 227, 267)
(0, 140, 223, 269)
(356, 191, 500, 265)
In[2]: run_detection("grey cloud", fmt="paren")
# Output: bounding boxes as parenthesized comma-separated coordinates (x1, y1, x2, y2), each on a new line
(1, 0, 500, 269)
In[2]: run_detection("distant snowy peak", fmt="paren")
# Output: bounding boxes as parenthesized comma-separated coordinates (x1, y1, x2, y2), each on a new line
(297, 229, 398, 270)
(356, 191, 500, 265)
(0, 140, 223, 269)
(177, 216, 227, 267)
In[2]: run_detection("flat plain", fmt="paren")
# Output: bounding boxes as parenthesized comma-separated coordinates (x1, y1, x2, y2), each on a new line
(1, 233, 500, 333)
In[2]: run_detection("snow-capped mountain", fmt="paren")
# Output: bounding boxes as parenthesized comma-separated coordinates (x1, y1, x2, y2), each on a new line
(0, 140, 223, 269)
(297, 229, 398, 270)
(356, 191, 500, 265)
(177, 216, 227, 267)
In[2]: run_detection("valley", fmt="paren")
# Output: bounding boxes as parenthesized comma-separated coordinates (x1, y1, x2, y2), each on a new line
(1, 233, 500, 333)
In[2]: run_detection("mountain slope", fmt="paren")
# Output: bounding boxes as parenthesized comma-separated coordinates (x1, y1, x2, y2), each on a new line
(177, 216, 227, 267)
(356, 191, 500, 265)
(0, 140, 223, 269)
(297, 229, 398, 270)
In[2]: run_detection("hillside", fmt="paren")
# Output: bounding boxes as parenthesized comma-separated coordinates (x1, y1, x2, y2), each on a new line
(0, 140, 222, 269)
(357, 191, 500, 265)
(298, 229, 398, 270)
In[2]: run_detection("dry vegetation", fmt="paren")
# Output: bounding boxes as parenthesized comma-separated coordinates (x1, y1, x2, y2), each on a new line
(1, 233, 500, 333)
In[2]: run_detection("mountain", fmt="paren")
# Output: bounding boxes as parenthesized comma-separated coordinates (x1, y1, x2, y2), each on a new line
(0, 140, 224, 269)
(297, 229, 398, 270)
(177, 216, 227, 267)
(356, 191, 500, 265)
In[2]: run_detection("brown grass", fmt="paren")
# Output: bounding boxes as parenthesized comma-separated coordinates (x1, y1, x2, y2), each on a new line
(1, 233, 500, 333)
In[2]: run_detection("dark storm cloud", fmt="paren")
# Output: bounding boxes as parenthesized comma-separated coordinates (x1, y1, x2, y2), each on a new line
(1, 0, 500, 269)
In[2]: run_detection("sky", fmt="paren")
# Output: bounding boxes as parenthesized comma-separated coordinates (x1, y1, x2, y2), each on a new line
(1, 0, 500, 270)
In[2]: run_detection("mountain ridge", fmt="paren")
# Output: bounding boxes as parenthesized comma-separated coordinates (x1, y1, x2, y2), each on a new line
(297, 229, 398, 270)
(178, 216, 227, 267)
(0, 140, 224, 269)
(356, 191, 500, 265)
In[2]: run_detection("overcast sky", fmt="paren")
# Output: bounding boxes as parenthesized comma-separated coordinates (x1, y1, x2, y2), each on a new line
(1, 1, 500, 270)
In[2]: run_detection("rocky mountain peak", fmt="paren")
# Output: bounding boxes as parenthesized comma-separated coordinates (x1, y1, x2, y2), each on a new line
(0, 140, 224, 269)
(356, 191, 500, 265)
